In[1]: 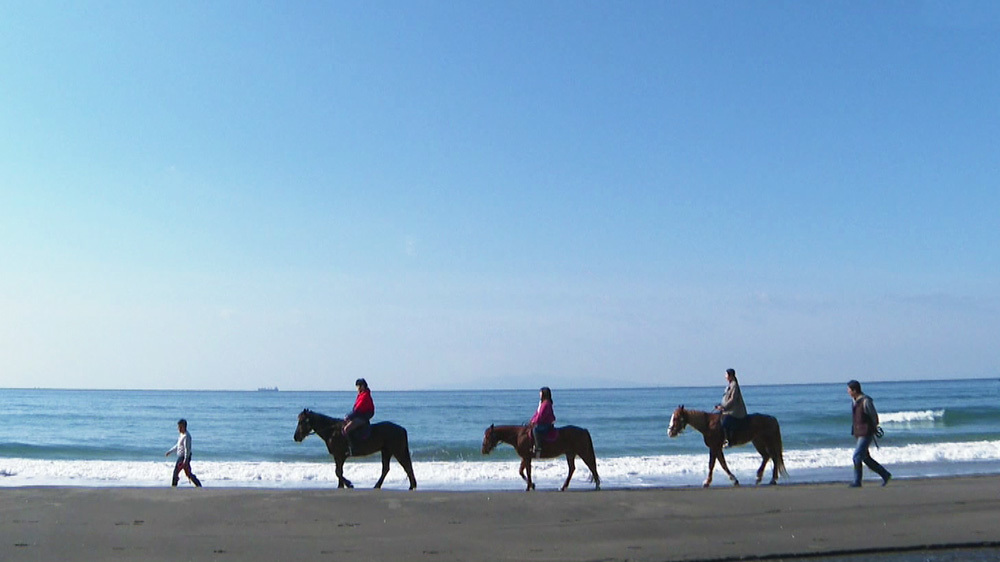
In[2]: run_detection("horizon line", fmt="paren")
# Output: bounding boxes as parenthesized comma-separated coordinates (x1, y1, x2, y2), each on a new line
(1, 376, 995, 393)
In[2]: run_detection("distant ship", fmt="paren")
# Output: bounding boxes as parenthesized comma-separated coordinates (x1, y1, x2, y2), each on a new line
(257, 386, 279, 392)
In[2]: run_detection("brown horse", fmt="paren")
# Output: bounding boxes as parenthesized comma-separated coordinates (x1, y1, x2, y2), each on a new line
(667, 405, 788, 487)
(481, 424, 600, 491)
(293, 409, 417, 490)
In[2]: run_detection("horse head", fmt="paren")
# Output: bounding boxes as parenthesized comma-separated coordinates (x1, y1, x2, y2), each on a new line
(667, 405, 687, 437)
(294, 408, 314, 442)
(481, 424, 499, 454)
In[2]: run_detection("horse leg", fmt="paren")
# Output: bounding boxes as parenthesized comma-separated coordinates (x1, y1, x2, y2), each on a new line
(705, 452, 716, 487)
(395, 447, 417, 490)
(756, 456, 770, 486)
(334, 457, 353, 489)
(715, 450, 740, 486)
(521, 457, 535, 491)
(561, 454, 576, 491)
(373, 449, 391, 489)
(752, 440, 769, 485)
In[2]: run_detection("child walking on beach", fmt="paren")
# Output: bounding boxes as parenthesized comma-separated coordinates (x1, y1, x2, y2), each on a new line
(165, 419, 202, 487)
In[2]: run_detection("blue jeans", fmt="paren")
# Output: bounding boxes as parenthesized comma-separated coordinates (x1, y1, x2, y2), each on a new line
(852, 435, 890, 484)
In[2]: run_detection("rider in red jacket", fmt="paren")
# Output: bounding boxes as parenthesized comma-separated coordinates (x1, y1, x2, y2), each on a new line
(344, 378, 375, 455)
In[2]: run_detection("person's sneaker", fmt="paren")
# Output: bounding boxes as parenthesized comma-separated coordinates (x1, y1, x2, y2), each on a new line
(881, 474, 892, 487)
(722, 439, 730, 448)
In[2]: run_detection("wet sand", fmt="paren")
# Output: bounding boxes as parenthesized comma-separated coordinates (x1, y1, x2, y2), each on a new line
(2, 475, 999, 561)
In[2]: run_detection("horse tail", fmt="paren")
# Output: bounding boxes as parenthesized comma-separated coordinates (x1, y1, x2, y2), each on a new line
(395, 425, 413, 464)
(584, 429, 600, 488)
(773, 418, 789, 479)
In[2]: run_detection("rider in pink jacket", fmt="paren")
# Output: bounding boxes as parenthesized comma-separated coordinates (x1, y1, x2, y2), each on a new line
(530, 387, 555, 457)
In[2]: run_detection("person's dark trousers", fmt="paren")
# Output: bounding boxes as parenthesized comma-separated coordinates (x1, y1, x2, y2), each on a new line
(532, 423, 553, 453)
(721, 414, 734, 444)
(852, 435, 890, 486)
(345, 416, 371, 455)
(172, 458, 202, 487)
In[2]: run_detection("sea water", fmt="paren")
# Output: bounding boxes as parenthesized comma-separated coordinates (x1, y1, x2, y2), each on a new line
(2, 379, 999, 490)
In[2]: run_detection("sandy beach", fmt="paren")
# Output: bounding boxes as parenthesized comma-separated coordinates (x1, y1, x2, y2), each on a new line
(2, 476, 999, 561)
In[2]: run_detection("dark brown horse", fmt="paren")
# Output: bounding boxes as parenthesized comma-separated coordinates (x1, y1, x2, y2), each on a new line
(481, 424, 600, 491)
(667, 405, 788, 487)
(293, 409, 417, 490)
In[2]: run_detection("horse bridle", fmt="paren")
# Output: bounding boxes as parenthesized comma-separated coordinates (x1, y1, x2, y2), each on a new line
(668, 409, 687, 435)
(298, 412, 317, 437)
(483, 426, 498, 452)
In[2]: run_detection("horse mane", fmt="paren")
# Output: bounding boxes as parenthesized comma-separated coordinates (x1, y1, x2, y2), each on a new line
(678, 406, 716, 416)
(302, 409, 344, 428)
(492, 424, 528, 429)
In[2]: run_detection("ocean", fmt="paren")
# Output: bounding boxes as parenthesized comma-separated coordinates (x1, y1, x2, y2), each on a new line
(2, 379, 999, 490)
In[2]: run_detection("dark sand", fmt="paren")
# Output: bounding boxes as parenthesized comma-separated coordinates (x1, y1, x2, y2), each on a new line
(2, 476, 999, 561)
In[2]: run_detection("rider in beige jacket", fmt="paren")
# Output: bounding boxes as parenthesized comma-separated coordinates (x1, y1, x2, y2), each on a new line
(714, 368, 747, 447)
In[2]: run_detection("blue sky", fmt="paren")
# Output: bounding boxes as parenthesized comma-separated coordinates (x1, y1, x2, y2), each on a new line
(2, 2, 998, 390)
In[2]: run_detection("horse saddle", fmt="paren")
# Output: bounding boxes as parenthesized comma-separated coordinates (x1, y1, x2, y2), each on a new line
(349, 424, 372, 443)
(731, 416, 751, 430)
(529, 427, 560, 445)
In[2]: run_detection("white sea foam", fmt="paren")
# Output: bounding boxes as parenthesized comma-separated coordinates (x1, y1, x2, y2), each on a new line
(3, 440, 1000, 490)
(880, 410, 945, 424)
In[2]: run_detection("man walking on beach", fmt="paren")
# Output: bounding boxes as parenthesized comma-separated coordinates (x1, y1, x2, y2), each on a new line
(166, 419, 203, 487)
(847, 380, 891, 487)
